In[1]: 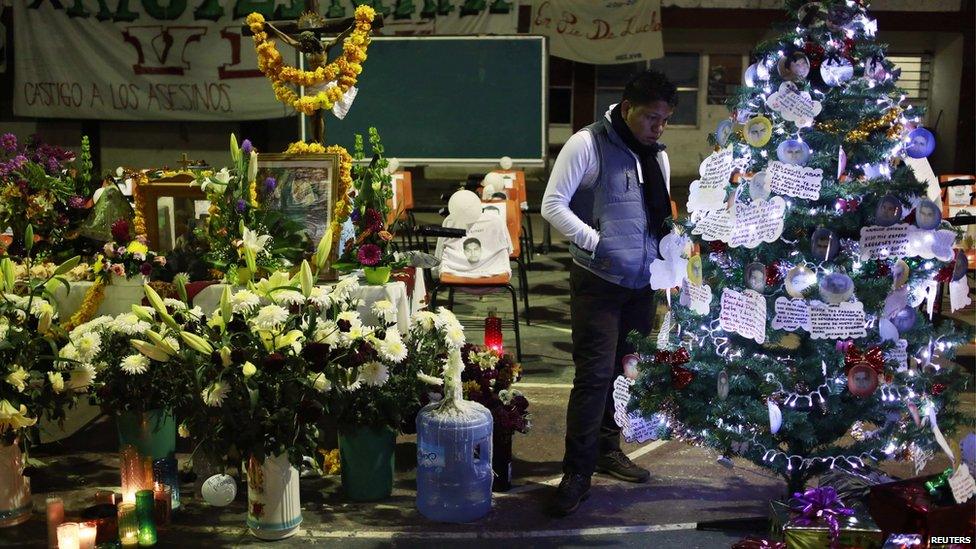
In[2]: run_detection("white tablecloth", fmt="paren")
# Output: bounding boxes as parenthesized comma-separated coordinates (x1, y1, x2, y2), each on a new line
(52, 278, 147, 320)
(193, 280, 414, 333)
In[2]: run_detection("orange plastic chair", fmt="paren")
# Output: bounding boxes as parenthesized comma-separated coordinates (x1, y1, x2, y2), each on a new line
(429, 194, 526, 360)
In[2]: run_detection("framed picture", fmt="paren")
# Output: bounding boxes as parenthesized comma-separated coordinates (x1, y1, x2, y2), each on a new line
(256, 153, 340, 276)
(139, 173, 210, 253)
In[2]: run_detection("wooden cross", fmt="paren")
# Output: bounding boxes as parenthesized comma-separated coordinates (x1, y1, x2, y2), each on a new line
(177, 153, 192, 170)
(242, 2, 385, 145)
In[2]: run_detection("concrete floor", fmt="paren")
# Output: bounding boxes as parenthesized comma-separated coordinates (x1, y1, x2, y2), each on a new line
(1, 208, 973, 548)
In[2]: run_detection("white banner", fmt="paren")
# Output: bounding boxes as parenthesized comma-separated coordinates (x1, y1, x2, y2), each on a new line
(376, 0, 518, 35)
(530, 0, 663, 65)
(13, 0, 291, 120)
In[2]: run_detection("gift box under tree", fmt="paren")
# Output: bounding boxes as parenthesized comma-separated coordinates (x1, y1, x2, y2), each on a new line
(867, 473, 976, 542)
(780, 487, 884, 549)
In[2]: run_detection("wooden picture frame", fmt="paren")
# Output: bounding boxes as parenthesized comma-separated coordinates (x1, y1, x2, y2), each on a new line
(139, 173, 209, 253)
(257, 153, 341, 280)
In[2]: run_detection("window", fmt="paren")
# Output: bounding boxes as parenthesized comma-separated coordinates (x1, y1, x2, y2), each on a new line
(888, 53, 933, 122)
(706, 54, 743, 106)
(593, 53, 701, 127)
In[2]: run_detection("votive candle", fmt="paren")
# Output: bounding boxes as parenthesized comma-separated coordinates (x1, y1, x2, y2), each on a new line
(152, 483, 171, 527)
(135, 489, 157, 546)
(78, 521, 97, 549)
(94, 490, 117, 505)
(117, 502, 139, 547)
(120, 446, 154, 504)
(46, 496, 64, 549)
(56, 522, 80, 549)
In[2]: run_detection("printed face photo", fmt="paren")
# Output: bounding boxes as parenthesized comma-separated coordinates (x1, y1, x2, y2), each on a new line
(905, 128, 935, 159)
(745, 117, 771, 146)
(777, 139, 810, 165)
(914, 200, 942, 230)
(482, 205, 501, 215)
(463, 237, 482, 264)
(810, 228, 839, 261)
(953, 249, 969, 282)
(849, 366, 877, 395)
(749, 172, 770, 201)
(715, 120, 734, 147)
(778, 52, 810, 81)
(875, 196, 903, 227)
(819, 273, 854, 304)
(892, 259, 910, 289)
(745, 262, 766, 292)
(717, 370, 729, 399)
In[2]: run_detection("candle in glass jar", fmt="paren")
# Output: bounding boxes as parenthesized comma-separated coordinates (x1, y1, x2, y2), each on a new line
(78, 521, 97, 549)
(152, 483, 171, 527)
(46, 496, 65, 549)
(135, 489, 157, 546)
(120, 446, 154, 504)
(117, 502, 139, 547)
(94, 490, 117, 505)
(56, 522, 80, 549)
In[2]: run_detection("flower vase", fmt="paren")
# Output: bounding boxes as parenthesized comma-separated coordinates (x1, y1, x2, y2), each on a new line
(492, 431, 513, 492)
(116, 409, 176, 460)
(337, 426, 395, 501)
(246, 454, 301, 540)
(363, 266, 392, 286)
(0, 440, 31, 527)
(106, 273, 148, 316)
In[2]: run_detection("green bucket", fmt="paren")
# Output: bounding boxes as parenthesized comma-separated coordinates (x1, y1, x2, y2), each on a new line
(116, 409, 176, 459)
(338, 426, 395, 501)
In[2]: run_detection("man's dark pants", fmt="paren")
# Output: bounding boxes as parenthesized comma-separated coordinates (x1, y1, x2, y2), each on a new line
(563, 263, 655, 475)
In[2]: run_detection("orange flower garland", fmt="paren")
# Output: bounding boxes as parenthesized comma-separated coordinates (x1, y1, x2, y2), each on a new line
(129, 172, 150, 237)
(247, 6, 374, 115)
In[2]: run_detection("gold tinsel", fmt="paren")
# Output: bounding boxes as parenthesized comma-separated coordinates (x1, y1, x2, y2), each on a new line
(815, 107, 903, 143)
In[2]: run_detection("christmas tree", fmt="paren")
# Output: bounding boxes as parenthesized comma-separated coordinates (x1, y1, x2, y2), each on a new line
(631, 0, 971, 495)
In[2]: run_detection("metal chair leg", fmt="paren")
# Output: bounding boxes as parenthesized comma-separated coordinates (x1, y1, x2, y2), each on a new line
(516, 256, 530, 325)
(448, 287, 455, 310)
(506, 283, 523, 362)
(429, 283, 440, 310)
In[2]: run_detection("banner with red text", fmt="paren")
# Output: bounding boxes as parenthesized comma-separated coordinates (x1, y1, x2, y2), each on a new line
(530, 0, 663, 65)
(13, 0, 291, 120)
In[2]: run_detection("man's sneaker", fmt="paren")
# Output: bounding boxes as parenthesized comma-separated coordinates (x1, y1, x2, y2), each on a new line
(551, 473, 591, 517)
(595, 450, 650, 483)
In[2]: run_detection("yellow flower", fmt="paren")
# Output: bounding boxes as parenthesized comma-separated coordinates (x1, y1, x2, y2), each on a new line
(126, 241, 149, 255)
(0, 400, 36, 433)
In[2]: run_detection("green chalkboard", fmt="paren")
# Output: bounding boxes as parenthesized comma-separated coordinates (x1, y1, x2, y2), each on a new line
(306, 36, 547, 165)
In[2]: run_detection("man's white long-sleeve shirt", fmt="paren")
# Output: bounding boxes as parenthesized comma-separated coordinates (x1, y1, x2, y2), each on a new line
(541, 107, 671, 252)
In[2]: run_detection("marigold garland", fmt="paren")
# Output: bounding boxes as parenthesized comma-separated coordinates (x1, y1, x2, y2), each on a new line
(129, 172, 150, 237)
(247, 6, 375, 115)
(326, 144, 353, 255)
(62, 277, 106, 332)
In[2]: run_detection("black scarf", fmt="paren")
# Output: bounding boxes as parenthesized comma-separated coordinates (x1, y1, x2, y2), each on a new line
(610, 105, 671, 243)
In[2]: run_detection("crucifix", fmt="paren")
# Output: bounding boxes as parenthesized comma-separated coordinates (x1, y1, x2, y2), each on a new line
(242, 1, 385, 145)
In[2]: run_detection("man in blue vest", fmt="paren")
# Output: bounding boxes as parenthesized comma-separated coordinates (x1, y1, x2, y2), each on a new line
(542, 70, 675, 516)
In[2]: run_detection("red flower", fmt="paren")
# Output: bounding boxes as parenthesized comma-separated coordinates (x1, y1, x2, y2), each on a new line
(110, 218, 130, 243)
(357, 243, 382, 266)
(364, 208, 384, 232)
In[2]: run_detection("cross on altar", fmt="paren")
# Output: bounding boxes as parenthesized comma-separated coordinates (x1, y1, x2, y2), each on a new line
(176, 153, 192, 170)
(241, 1, 385, 145)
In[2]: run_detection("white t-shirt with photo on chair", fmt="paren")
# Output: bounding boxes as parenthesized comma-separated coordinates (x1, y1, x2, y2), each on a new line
(438, 212, 512, 278)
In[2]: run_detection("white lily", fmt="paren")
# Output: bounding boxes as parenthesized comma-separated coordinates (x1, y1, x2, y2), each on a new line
(203, 167, 231, 193)
(242, 227, 271, 257)
(248, 150, 259, 183)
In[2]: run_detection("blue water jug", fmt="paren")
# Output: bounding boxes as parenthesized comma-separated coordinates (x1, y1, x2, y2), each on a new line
(416, 399, 494, 522)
